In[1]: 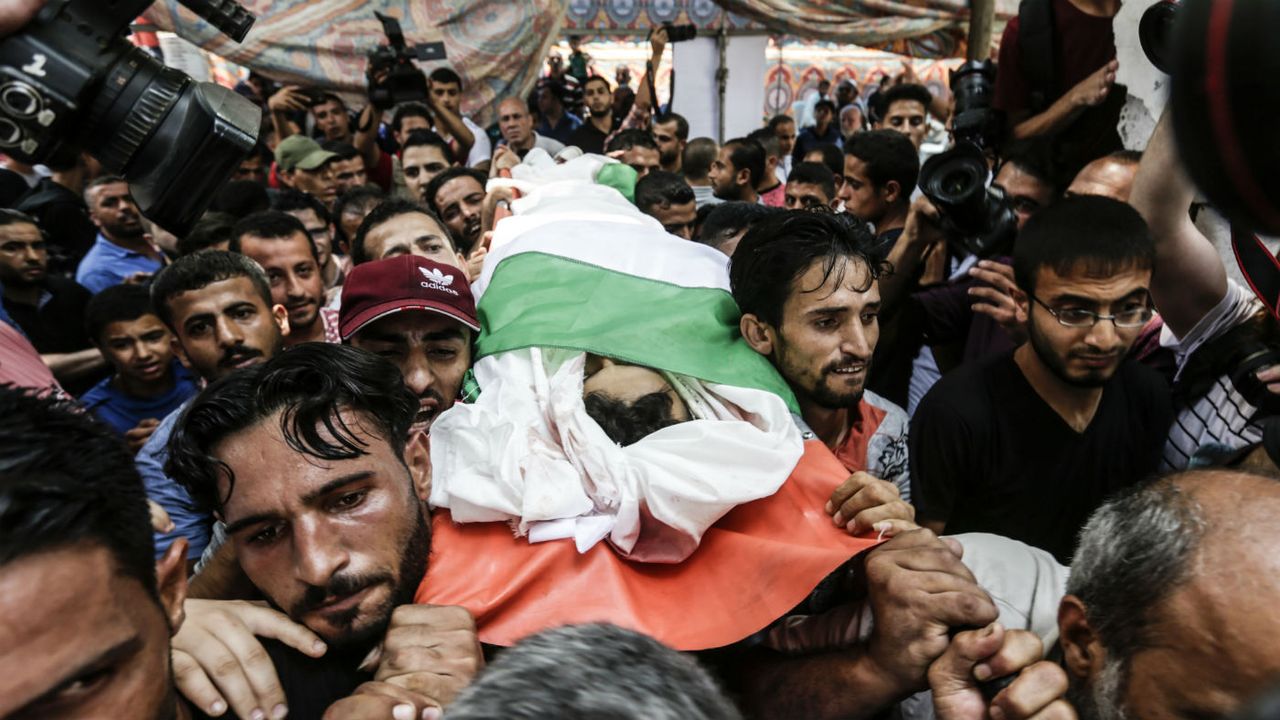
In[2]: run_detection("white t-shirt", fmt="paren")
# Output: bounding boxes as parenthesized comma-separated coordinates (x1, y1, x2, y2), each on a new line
(1160, 279, 1267, 470)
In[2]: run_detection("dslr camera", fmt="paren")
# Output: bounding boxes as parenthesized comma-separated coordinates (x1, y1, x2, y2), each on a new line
(918, 60, 1018, 258)
(367, 11, 446, 110)
(0, 0, 262, 234)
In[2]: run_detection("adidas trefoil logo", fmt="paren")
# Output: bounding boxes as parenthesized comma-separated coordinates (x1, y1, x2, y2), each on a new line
(418, 266, 460, 295)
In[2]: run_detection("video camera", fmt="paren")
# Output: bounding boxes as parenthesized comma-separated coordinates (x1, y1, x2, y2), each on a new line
(917, 60, 1017, 258)
(0, 0, 261, 235)
(366, 12, 446, 110)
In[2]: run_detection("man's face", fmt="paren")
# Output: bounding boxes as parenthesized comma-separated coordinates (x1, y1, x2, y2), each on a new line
(100, 314, 174, 387)
(993, 161, 1057, 230)
(765, 258, 880, 410)
(498, 101, 533, 149)
(814, 106, 833, 131)
(785, 181, 832, 210)
(363, 212, 463, 272)
(349, 311, 473, 434)
(836, 83, 856, 108)
(0, 546, 182, 720)
(433, 176, 485, 252)
(285, 163, 339, 210)
(775, 120, 796, 157)
(0, 221, 46, 287)
(709, 146, 744, 200)
(168, 276, 288, 382)
(215, 410, 430, 647)
(402, 145, 452, 203)
(286, 208, 333, 271)
(840, 107, 863, 139)
(652, 120, 684, 169)
(537, 87, 561, 116)
(881, 99, 928, 150)
(238, 233, 323, 336)
(88, 182, 145, 241)
(584, 79, 612, 118)
(311, 99, 349, 142)
(393, 115, 432, 147)
(429, 81, 461, 115)
(646, 200, 697, 241)
(1066, 159, 1139, 203)
(619, 146, 661, 179)
(234, 155, 266, 184)
(331, 157, 368, 193)
(840, 155, 890, 225)
(1021, 264, 1151, 388)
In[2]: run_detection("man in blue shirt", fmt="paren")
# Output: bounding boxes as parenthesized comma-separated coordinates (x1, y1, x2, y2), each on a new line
(791, 100, 843, 164)
(135, 251, 288, 564)
(75, 176, 165, 294)
(79, 285, 198, 452)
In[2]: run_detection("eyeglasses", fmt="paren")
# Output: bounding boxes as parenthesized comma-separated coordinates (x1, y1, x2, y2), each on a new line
(1030, 294, 1153, 329)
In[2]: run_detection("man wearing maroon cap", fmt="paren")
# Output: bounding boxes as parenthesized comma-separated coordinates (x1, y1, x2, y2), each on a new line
(340, 255, 478, 434)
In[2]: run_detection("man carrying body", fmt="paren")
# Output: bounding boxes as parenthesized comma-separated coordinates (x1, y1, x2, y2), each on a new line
(340, 255, 478, 434)
(80, 284, 198, 452)
(76, 176, 166, 293)
(709, 137, 765, 205)
(230, 211, 339, 346)
(634, 171, 697, 241)
(424, 168, 487, 257)
(137, 250, 290, 563)
(909, 196, 1174, 562)
(605, 129, 661, 179)
(350, 199, 466, 273)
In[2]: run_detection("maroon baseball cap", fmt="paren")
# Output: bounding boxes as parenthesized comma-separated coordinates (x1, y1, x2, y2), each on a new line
(339, 255, 480, 340)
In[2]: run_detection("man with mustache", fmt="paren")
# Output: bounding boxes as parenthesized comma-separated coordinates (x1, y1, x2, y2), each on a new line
(340, 255, 477, 435)
(909, 196, 1174, 563)
(76, 175, 166, 293)
(231, 211, 340, 346)
(424, 168, 486, 257)
(136, 250, 289, 564)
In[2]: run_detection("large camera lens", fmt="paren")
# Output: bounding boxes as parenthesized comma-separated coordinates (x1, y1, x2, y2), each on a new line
(919, 143, 1018, 257)
(83, 47, 259, 234)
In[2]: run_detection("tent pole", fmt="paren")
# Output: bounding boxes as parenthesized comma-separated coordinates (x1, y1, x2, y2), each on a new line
(967, 0, 996, 60)
(717, 21, 728, 142)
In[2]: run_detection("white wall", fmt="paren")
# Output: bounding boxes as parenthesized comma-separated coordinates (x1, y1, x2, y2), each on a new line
(672, 35, 768, 142)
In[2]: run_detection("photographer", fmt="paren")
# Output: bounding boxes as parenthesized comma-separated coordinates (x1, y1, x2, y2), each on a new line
(268, 87, 395, 192)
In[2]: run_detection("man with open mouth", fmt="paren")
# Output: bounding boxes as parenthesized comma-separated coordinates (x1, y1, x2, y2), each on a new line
(340, 254, 478, 437)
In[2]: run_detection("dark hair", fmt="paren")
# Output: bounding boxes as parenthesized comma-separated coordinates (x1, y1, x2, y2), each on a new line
(423, 167, 487, 218)
(83, 174, 127, 205)
(428, 67, 463, 87)
(0, 387, 157, 595)
(634, 171, 695, 213)
(682, 138, 718, 181)
(0, 208, 40, 232)
(584, 75, 612, 94)
(446, 623, 742, 720)
(319, 139, 360, 162)
(655, 112, 689, 141)
(85, 284, 156, 345)
(210, 179, 271, 219)
(806, 143, 844, 177)
(606, 128, 659, 154)
(1013, 195, 1155, 296)
(787, 162, 837, 201)
(998, 139, 1059, 195)
(1107, 149, 1144, 166)
(814, 99, 837, 116)
(273, 188, 332, 226)
(730, 210, 885, 327)
(401, 128, 452, 157)
(177, 212, 236, 257)
(391, 102, 433, 135)
(746, 127, 780, 159)
(166, 344, 419, 514)
(722, 137, 766, 188)
(878, 83, 932, 116)
(229, 210, 316, 260)
(351, 199, 452, 265)
(767, 115, 796, 133)
(698, 202, 781, 253)
(333, 186, 386, 248)
(151, 250, 274, 331)
(584, 391, 685, 447)
(844, 130, 919, 197)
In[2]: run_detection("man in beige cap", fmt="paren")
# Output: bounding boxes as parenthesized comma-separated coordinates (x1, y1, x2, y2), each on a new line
(275, 135, 340, 211)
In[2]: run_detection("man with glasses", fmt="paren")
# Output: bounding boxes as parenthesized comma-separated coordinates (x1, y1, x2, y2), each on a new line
(909, 196, 1174, 563)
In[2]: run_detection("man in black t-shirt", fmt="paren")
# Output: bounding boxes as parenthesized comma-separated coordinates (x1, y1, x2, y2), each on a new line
(910, 196, 1174, 563)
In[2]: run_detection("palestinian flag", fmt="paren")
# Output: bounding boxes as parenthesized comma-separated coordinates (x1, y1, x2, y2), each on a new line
(417, 179, 880, 651)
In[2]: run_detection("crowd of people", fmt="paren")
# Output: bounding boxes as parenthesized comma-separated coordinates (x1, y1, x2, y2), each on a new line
(4, 1, 1280, 718)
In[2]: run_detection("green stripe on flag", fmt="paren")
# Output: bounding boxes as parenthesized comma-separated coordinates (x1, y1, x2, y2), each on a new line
(476, 252, 800, 413)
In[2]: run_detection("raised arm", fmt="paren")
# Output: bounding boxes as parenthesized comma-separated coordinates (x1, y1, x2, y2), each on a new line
(1129, 108, 1229, 339)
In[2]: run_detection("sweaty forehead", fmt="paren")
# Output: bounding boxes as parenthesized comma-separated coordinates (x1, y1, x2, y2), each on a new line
(403, 145, 448, 166)
(886, 100, 926, 117)
(786, 256, 879, 311)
